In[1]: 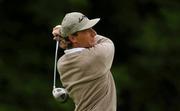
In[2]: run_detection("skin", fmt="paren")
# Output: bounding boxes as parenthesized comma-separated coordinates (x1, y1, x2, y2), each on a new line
(52, 26, 97, 49)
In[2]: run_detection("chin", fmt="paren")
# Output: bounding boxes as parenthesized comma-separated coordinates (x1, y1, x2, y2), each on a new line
(90, 43, 95, 47)
(85, 44, 94, 48)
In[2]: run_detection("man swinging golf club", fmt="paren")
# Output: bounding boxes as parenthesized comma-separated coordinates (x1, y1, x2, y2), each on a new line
(52, 12, 117, 111)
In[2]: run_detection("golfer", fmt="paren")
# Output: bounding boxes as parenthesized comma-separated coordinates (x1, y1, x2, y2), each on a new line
(52, 12, 117, 111)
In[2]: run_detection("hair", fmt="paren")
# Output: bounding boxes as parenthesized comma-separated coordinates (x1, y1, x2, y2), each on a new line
(62, 31, 78, 49)
(64, 37, 72, 49)
(71, 31, 78, 36)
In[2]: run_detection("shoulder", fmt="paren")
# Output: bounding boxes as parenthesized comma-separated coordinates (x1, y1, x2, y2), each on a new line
(95, 34, 114, 45)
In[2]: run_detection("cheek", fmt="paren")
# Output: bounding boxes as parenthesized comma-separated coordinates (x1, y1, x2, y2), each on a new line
(81, 35, 89, 42)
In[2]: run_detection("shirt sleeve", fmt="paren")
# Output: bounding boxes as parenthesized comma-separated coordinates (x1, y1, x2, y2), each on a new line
(89, 35, 115, 70)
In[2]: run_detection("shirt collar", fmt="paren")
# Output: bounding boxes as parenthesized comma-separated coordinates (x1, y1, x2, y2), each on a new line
(64, 48, 85, 54)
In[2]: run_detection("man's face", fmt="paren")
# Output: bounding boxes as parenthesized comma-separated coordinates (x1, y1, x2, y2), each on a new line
(70, 28, 96, 48)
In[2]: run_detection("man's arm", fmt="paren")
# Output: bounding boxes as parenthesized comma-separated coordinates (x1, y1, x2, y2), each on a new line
(90, 34, 115, 69)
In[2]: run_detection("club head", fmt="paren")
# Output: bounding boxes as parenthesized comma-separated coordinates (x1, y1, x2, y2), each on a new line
(52, 88, 68, 102)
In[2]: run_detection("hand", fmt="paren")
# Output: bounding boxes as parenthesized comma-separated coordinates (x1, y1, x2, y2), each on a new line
(52, 25, 68, 49)
(52, 25, 61, 41)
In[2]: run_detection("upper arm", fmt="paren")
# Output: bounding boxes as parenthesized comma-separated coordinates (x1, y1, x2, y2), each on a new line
(88, 35, 115, 69)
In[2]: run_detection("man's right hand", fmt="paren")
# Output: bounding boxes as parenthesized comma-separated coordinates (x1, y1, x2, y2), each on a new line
(52, 25, 61, 41)
(52, 25, 68, 49)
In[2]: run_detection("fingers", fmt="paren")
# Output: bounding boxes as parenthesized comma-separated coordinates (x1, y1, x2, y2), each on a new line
(59, 40, 67, 49)
(52, 25, 62, 41)
(51, 25, 67, 49)
(52, 28, 60, 37)
(53, 25, 61, 30)
(53, 36, 60, 41)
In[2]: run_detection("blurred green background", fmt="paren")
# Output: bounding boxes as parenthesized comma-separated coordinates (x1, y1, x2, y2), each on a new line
(0, 0, 180, 111)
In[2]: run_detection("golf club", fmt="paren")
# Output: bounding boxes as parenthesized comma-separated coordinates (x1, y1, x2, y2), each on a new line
(52, 40, 68, 102)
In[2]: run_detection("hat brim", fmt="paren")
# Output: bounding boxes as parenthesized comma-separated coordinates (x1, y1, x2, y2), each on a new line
(78, 18, 100, 31)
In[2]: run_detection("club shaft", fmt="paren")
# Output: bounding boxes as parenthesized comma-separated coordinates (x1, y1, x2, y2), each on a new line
(53, 41, 59, 89)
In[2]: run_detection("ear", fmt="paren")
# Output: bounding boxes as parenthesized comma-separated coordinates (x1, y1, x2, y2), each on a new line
(68, 35, 77, 44)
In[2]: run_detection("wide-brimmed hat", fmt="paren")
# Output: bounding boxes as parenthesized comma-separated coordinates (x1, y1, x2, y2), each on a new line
(60, 12, 100, 37)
